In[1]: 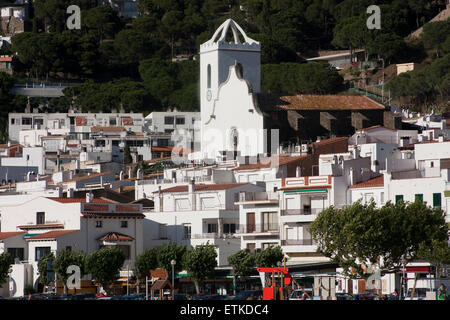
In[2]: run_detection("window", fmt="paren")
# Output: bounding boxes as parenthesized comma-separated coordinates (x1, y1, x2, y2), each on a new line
(35, 247, 51, 261)
(207, 64, 211, 89)
(364, 193, 374, 204)
(164, 129, 174, 134)
(415, 194, 423, 203)
(121, 221, 128, 228)
(22, 117, 32, 125)
(164, 116, 174, 125)
(176, 117, 185, 125)
(183, 224, 191, 239)
(223, 223, 236, 234)
(207, 223, 218, 234)
(96, 220, 103, 228)
(433, 193, 441, 207)
(7, 248, 24, 261)
(10, 118, 15, 125)
(34, 118, 44, 126)
(262, 212, 278, 232)
(36, 212, 45, 225)
(395, 195, 403, 203)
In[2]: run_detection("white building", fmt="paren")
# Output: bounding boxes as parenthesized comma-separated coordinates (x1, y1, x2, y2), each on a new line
(0, 194, 144, 296)
(198, 19, 267, 162)
(145, 181, 264, 266)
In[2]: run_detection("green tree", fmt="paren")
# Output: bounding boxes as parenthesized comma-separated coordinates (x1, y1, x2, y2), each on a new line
(135, 248, 159, 293)
(124, 145, 132, 165)
(83, 5, 122, 43)
(421, 20, 450, 58)
(228, 249, 255, 294)
(310, 200, 448, 278)
(53, 249, 86, 295)
(255, 245, 283, 267)
(37, 253, 55, 291)
(417, 239, 450, 278)
(0, 252, 14, 287)
(157, 243, 186, 275)
(86, 247, 125, 294)
(184, 242, 217, 294)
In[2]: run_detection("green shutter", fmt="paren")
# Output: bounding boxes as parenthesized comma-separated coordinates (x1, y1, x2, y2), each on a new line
(395, 195, 403, 203)
(433, 193, 441, 207)
(415, 194, 423, 202)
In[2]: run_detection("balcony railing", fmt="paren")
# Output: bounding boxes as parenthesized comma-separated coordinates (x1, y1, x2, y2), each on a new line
(280, 208, 322, 216)
(236, 224, 279, 234)
(190, 233, 239, 239)
(235, 192, 278, 203)
(281, 239, 316, 246)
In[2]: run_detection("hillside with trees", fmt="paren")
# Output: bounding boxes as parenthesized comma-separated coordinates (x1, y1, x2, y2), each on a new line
(0, 0, 448, 141)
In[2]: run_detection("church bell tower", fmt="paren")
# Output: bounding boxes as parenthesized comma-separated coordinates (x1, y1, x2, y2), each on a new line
(199, 19, 261, 160)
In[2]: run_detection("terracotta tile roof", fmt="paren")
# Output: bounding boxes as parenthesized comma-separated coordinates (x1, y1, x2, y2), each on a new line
(47, 197, 114, 204)
(97, 232, 134, 242)
(154, 182, 248, 193)
(152, 146, 172, 152)
(81, 212, 144, 218)
(63, 171, 114, 183)
(274, 95, 385, 111)
(91, 126, 126, 132)
(0, 56, 13, 62)
(313, 137, 348, 146)
(0, 231, 25, 240)
(233, 155, 309, 171)
(355, 125, 395, 132)
(17, 224, 64, 230)
(349, 175, 384, 189)
(26, 230, 79, 240)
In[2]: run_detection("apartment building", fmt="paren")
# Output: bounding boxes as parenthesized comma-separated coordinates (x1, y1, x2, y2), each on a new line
(145, 181, 264, 267)
(0, 193, 144, 296)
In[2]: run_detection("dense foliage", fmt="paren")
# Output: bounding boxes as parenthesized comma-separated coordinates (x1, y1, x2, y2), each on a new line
(53, 249, 87, 294)
(86, 246, 126, 293)
(0, 252, 14, 286)
(157, 242, 187, 274)
(37, 253, 55, 288)
(310, 200, 448, 278)
(184, 242, 217, 294)
(255, 245, 284, 267)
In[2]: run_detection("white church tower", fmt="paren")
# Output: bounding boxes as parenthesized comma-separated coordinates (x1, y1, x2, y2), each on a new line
(199, 19, 263, 162)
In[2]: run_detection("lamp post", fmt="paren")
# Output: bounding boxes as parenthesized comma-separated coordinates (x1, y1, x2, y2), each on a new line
(171, 259, 176, 300)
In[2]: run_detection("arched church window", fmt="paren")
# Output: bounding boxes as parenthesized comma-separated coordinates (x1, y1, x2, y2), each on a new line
(236, 63, 243, 78)
(207, 64, 211, 89)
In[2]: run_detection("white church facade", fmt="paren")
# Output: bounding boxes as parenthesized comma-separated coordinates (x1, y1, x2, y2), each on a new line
(197, 19, 269, 163)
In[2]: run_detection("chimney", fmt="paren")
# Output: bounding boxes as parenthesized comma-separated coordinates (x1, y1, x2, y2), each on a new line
(189, 179, 196, 210)
(100, 176, 104, 187)
(296, 166, 301, 177)
(128, 167, 132, 179)
(69, 171, 73, 180)
(438, 135, 444, 143)
(349, 168, 355, 186)
(86, 192, 93, 203)
(119, 171, 124, 180)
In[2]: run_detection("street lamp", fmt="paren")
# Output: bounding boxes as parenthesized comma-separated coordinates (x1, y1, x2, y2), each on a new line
(171, 259, 176, 300)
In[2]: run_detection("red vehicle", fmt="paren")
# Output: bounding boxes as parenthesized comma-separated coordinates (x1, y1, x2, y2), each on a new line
(257, 267, 292, 300)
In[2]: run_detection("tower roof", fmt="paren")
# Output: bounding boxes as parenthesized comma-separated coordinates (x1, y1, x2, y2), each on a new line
(205, 19, 259, 45)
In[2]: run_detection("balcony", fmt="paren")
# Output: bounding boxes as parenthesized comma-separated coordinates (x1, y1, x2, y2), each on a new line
(281, 239, 318, 253)
(235, 192, 279, 205)
(236, 223, 279, 235)
(280, 208, 322, 216)
(190, 233, 239, 239)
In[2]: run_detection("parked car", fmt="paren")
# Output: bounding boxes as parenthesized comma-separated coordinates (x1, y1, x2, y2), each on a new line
(233, 290, 263, 300)
(174, 293, 190, 300)
(289, 289, 313, 300)
(404, 288, 429, 300)
(336, 293, 353, 300)
(352, 292, 380, 300)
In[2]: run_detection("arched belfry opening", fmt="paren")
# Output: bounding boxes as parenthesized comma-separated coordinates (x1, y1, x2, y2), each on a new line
(207, 64, 211, 89)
